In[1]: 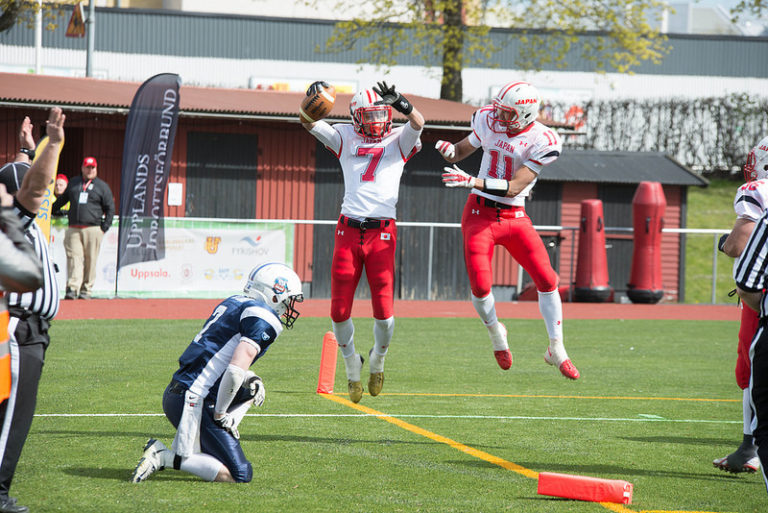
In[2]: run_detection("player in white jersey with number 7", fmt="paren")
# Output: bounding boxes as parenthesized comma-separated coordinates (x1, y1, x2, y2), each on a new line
(436, 81, 579, 380)
(301, 81, 424, 403)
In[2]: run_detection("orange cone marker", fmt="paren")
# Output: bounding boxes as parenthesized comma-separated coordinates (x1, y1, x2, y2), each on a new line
(316, 331, 338, 394)
(537, 472, 633, 504)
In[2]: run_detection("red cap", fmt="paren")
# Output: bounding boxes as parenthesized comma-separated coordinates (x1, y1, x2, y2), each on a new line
(82, 156, 98, 167)
(56, 173, 68, 183)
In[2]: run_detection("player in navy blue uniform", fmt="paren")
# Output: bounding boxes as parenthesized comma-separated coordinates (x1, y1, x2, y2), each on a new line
(130, 263, 303, 483)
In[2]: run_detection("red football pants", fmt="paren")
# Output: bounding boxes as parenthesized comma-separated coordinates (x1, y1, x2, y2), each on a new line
(737, 303, 759, 389)
(461, 196, 558, 298)
(330, 218, 397, 322)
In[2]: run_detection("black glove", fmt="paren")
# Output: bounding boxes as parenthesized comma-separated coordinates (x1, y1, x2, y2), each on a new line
(373, 81, 413, 115)
(718, 233, 728, 253)
(306, 81, 330, 97)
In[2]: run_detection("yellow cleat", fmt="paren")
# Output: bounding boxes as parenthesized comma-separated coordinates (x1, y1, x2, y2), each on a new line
(368, 372, 384, 397)
(348, 380, 363, 403)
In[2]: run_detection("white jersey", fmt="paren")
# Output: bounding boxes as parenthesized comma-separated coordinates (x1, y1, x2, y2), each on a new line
(734, 178, 768, 221)
(468, 106, 562, 207)
(316, 122, 421, 220)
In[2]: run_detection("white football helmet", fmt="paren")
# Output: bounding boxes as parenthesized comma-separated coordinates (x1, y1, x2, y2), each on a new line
(243, 263, 304, 328)
(488, 81, 541, 134)
(349, 88, 392, 139)
(744, 136, 768, 182)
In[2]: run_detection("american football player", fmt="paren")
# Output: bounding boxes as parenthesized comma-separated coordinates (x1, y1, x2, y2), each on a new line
(435, 81, 579, 380)
(713, 135, 768, 474)
(130, 263, 303, 483)
(300, 80, 424, 403)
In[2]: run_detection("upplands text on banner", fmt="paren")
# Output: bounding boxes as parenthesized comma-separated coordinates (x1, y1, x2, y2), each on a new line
(117, 73, 181, 275)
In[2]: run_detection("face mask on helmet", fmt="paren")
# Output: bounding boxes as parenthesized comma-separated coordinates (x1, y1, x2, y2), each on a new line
(243, 263, 304, 328)
(744, 136, 768, 182)
(350, 89, 392, 139)
(488, 81, 540, 134)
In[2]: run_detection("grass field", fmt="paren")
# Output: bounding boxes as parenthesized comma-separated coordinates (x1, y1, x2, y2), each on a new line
(17, 316, 765, 512)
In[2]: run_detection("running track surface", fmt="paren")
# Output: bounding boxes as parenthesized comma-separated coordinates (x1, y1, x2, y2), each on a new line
(57, 298, 738, 321)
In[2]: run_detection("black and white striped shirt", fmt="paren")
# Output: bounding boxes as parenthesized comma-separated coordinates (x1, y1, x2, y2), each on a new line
(7, 207, 59, 320)
(734, 208, 768, 318)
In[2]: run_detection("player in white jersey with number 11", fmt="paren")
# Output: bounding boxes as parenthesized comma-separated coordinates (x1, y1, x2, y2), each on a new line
(436, 81, 579, 380)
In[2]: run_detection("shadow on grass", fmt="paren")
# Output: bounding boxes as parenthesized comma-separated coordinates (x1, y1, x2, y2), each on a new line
(63, 467, 198, 482)
(449, 459, 765, 484)
(621, 435, 736, 446)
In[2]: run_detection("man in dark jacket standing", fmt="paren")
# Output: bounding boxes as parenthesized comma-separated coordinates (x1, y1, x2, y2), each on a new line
(52, 156, 115, 300)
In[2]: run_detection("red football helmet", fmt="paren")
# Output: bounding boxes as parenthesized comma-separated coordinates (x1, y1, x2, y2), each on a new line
(744, 136, 768, 182)
(488, 81, 540, 134)
(349, 89, 392, 139)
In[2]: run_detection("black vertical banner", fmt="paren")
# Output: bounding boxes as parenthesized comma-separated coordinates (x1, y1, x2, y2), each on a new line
(116, 73, 181, 287)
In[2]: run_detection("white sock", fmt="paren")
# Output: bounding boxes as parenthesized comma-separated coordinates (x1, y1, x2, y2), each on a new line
(487, 322, 509, 351)
(744, 388, 754, 437)
(538, 289, 564, 342)
(344, 352, 362, 382)
(371, 317, 394, 373)
(471, 292, 498, 326)
(174, 452, 224, 482)
(333, 319, 355, 359)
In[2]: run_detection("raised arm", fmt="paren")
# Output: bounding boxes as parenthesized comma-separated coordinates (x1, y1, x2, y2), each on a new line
(15, 107, 65, 214)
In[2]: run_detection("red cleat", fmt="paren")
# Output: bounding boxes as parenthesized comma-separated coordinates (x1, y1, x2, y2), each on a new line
(494, 349, 512, 370)
(558, 359, 580, 380)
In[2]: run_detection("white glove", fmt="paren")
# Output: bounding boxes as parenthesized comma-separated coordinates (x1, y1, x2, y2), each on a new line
(214, 413, 240, 439)
(435, 140, 455, 160)
(442, 165, 476, 188)
(250, 375, 266, 407)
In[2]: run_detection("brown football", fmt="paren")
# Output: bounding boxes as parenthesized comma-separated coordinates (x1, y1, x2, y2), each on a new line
(300, 83, 336, 123)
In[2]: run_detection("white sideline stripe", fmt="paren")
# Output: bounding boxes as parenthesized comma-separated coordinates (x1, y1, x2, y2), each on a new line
(33, 413, 741, 423)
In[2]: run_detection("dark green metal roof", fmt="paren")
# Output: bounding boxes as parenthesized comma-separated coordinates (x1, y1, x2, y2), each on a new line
(541, 150, 709, 186)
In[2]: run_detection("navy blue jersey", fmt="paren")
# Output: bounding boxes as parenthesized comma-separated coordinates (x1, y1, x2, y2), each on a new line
(172, 295, 283, 398)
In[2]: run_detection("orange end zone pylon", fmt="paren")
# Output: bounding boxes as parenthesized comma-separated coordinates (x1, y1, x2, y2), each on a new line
(316, 331, 338, 394)
(537, 472, 633, 504)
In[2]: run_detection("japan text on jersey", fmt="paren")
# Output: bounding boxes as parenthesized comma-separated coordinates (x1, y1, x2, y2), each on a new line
(172, 295, 283, 398)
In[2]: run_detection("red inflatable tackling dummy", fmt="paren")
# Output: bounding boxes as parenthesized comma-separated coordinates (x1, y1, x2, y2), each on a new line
(574, 200, 612, 302)
(537, 472, 633, 504)
(627, 181, 666, 304)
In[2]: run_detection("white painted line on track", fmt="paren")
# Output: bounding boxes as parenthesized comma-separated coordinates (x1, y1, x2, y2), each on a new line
(33, 413, 741, 423)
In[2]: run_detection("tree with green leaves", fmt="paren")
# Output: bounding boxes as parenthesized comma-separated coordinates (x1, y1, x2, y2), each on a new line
(304, 0, 764, 102)
(0, 1, 75, 33)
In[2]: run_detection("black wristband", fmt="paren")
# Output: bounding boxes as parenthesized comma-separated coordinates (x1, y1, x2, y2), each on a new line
(392, 94, 413, 115)
(718, 233, 728, 253)
(483, 178, 509, 197)
(19, 148, 35, 160)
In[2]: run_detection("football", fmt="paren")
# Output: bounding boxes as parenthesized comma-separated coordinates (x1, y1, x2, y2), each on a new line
(300, 82, 336, 123)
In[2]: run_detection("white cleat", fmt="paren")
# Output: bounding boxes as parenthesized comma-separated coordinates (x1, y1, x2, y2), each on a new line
(130, 438, 168, 483)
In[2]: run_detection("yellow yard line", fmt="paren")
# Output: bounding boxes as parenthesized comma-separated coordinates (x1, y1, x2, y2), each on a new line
(339, 392, 738, 403)
(320, 393, 726, 513)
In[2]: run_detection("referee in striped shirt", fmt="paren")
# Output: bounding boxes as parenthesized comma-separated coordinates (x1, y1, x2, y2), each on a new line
(734, 206, 768, 496)
(0, 108, 65, 513)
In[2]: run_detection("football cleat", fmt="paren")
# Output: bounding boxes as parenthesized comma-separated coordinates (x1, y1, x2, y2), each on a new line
(130, 438, 167, 483)
(713, 453, 760, 474)
(488, 322, 512, 370)
(544, 348, 580, 380)
(493, 349, 512, 370)
(348, 380, 363, 403)
(368, 372, 384, 397)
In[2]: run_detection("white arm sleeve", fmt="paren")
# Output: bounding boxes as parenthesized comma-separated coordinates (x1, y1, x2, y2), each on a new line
(309, 120, 342, 155)
(214, 364, 246, 415)
(397, 122, 423, 156)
